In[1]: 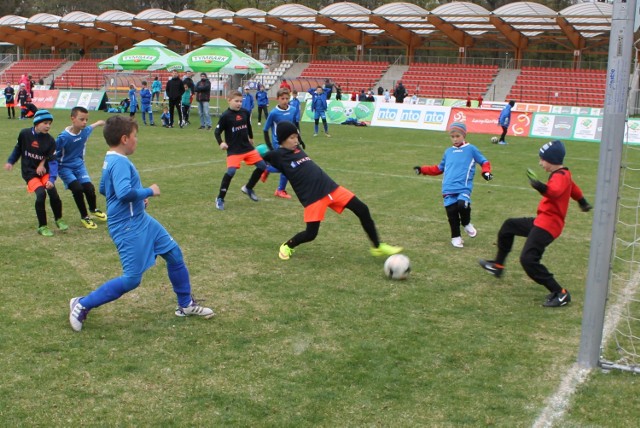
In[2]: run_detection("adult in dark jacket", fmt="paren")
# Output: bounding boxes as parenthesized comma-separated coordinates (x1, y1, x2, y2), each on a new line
(394, 81, 407, 104)
(165, 70, 185, 127)
(194, 73, 212, 129)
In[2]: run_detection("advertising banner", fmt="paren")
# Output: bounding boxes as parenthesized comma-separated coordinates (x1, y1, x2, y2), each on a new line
(369, 104, 450, 131)
(448, 108, 532, 137)
(53, 90, 105, 110)
(32, 90, 60, 109)
(302, 100, 375, 124)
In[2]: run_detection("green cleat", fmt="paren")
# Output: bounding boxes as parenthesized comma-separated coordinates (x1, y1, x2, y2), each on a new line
(370, 242, 403, 257)
(279, 243, 294, 260)
(37, 225, 54, 237)
(55, 219, 69, 231)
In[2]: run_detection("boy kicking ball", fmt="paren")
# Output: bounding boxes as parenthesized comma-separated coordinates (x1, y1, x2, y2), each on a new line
(69, 116, 213, 331)
(478, 140, 592, 307)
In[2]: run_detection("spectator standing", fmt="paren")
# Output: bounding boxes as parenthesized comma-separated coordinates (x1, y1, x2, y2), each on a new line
(477, 95, 483, 108)
(241, 86, 254, 118)
(194, 72, 212, 130)
(181, 83, 192, 126)
(279, 79, 291, 91)
(151, 76, 162, 102)
(394, 81, 407, 104)
(335, 83, 342, 101)
(255, 84, 269, 125)
(165, 70, 185, 128)
(182, 71, 195, 93)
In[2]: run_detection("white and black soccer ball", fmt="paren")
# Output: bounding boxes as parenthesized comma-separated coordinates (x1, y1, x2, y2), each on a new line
(491, 136, 499, 144)
(384, 254, 411, 280)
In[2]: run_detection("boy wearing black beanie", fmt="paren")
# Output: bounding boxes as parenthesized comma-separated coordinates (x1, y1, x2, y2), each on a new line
(478, 140, 592, 307)
(262, 121, 402, 260)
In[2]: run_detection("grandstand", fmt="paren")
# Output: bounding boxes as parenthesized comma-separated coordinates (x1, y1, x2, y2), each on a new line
(507, 67, 606, 107)
(295, 61, 389, 93)
(399, 63, 499, 100)
(0, 58, 64, 84)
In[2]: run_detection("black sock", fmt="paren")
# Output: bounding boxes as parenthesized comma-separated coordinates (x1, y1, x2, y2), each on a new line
(218, 173, 233, 199)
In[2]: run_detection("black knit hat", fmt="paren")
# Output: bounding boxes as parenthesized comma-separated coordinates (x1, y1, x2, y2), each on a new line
(276, 121, 299, 143)
(539, 140, 566, 165)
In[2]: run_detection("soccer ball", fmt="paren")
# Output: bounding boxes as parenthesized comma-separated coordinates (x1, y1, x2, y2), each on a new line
(491, 136, 499, 144)
(384, 254, 411, 280)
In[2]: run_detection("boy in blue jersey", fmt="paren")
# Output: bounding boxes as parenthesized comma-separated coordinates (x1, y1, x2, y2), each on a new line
(128, 84, 138, 119)
(262, 121, 402, 260)
(414, 122, 493, 248)
(262, 88, 300, 199)
(213, 90, 267, 210)
(241, 86, 254, 117)
(289, 89, 301, 130)
(139, 81, 154, 126)
(56, 106, 107, 229)
(255, 84, 269, 125)
(5, 110, 69, 236)
(309, 85, 331, 137)
(497, 100, 514, 145)
(69, 115, 214, 331)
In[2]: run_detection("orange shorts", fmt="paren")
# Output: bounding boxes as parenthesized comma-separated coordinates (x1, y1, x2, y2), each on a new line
(27, 174, 49, 192)
(6, 102, 15, 107)
(227, 150, 263, 169)
(303, 186, 355, 223)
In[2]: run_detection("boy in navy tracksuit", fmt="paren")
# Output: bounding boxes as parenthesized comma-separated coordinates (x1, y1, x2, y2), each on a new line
(139, 81, 154, 125)
(479, 140, 592, 307)
(414, 122, 492, 248)
(255, 85, 269, 125)
(308, 86, 331, 137)
(262, 121, 402, 261)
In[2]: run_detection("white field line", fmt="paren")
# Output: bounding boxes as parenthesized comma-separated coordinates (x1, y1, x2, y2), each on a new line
(532, 269, 640, 427)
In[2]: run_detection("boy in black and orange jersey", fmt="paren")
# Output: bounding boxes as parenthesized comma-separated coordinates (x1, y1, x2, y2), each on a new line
(213, 90, 267, 210)
(4, 110, 69, 236)
(261, 121, 402, 260)
(478, 140, 592, 307)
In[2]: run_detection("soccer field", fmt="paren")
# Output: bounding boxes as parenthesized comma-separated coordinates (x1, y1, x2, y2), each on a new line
(0, 109, 637, 426)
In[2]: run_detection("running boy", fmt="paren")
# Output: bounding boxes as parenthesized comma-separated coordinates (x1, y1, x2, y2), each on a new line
(309, 85, 330, 137)
(478, 140, 592, 307)
(213, 90, 267, 210)
(68, 116, 214, 331)
(262, 121, 402, 260)
(56, 106, 107, 229)
(139, 81, 154, 126)
(262, 88, 298, 199)
(414, 122, 492, 248)
(4, 110, 69, 236)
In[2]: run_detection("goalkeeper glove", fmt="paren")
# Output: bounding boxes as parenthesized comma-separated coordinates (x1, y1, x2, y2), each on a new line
(578, 198, 593, 212)
(526, 168, 539, 182)
(482, 172, 493, 181)
(414, 166, 422, 175)
(526, 168, 547, 193)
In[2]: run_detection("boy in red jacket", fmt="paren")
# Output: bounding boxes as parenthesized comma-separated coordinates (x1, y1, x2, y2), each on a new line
(478, 140, 592, 307)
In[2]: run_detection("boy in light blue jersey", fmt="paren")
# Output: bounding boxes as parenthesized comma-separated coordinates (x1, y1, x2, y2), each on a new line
(414, 122, 493, 248)
(128, 84, 138, 118)
(139, 81, 154, 126)
(309, 85, 331, 137)
(255, 84, 269, 125)
(68, 115, 214, 331)
(56, 106, 106, 229)
(289, 89, 301, 130)
(241, 86, 254, 117)
(262, 88, 300, 199)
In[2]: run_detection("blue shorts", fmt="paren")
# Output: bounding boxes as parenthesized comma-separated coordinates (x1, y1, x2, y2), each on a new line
(443, 192, 471, 207)
(113, 215, 178, 277)
(314, 111, 327, 120)
(140, 104, 152, 113)
(130, 104, 138, 113)
(59, 165, 91, 188)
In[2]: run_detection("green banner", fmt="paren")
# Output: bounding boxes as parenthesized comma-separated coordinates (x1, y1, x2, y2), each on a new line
(303, 100, 375, 124)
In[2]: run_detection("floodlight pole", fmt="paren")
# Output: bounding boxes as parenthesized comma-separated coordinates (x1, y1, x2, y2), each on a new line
(578, 0, 636, 369)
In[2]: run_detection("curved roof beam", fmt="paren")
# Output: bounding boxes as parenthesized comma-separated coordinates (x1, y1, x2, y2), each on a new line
(174, 10, 241, 47)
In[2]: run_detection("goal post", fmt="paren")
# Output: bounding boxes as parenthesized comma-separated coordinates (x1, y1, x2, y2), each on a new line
(578, 0, 637, 369)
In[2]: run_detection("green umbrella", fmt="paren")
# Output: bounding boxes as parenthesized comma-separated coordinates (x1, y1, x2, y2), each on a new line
(182, 38, 265, 74)
(98, 39, 187, 71)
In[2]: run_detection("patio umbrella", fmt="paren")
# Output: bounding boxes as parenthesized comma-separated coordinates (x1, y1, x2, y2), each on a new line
(98, 39, 187, 71)
(182, 38, 265, 74)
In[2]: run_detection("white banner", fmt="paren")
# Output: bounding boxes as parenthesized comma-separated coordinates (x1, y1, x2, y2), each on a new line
(369, 104, 451, 131)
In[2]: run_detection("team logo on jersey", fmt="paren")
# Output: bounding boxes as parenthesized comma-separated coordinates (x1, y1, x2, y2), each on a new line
(31, 140, 39, 148)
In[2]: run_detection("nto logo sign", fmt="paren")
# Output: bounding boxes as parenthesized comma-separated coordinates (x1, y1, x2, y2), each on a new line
(376, 108, 399, 121)
(423, 110, 446, 125)
(400, 109, 421, 122)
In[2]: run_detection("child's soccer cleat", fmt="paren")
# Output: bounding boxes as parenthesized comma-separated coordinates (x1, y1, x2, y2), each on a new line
(81, 217, 97, 229)
(463, 223, 477, 238)
(215, 198, 225, 210)
(370, 243, 403, 257)
(274, 189, 292, 199)
(543, 289, 571, 307)
(451, 237, 464, 248)
(92, 209, 107, 221)
(175, 300, 215, 318)
(478, 259, 504, 278)
(325, 133, 331, 138)
(69, 297, 90, 332)
(313, 133, 318, 137)
(37, 225, 54, 237)
(55, 219, 69, 231)
(241, 185, 259, 202)
(260, 170, 269, 183)
(279, 243, 294, 260)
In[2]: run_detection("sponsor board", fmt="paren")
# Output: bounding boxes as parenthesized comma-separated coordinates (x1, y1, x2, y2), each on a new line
(302, 100, 374, 124)
(53, 91, 105, 110)
(449, 108, 531, 137)
(369, 104, 450, 131)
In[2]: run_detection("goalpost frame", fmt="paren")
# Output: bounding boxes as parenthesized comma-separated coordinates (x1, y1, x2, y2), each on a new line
(577, 0, 637, 369)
